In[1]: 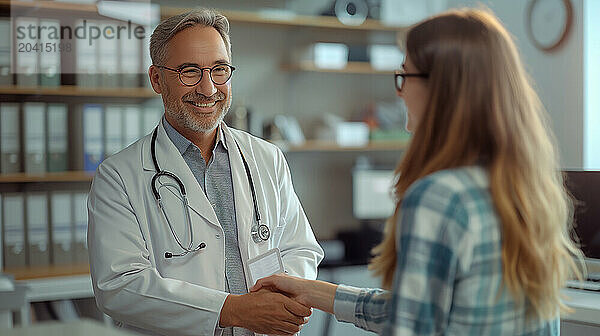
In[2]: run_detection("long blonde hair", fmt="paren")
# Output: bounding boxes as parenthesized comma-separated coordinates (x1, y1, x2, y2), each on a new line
(369, 8, 584, 319)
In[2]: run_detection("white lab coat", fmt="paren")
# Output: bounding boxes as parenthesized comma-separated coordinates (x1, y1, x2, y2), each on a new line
(87, 121, 324, 336)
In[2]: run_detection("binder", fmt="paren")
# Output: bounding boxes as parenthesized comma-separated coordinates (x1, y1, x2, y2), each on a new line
(72, 192, 89, 264)
(39, 19, 61, 87)
(123, 105, 141, 147)
(15, 17, 39, 87)
(98, 21, 119, 87)
(0, 194, 3, 270)
(26, 193, 50, 266)
(104, 104, 123, 156)
(47, 103, 68, 172)
(142, 105, 163, 135)
(0, 18, 11, 85)
(2, 193, 26, 268)
(120, 32, 141, 87)
(24, 102, 47, 173)
(0, 103, 21, 173)
(50, 192, 73, 265)
(82, 104, 104, 172)
(75, 19, 98, 87)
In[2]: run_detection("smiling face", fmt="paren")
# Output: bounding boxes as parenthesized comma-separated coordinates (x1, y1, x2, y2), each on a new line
(397, 56, 429, 133)
(151, 25, 232, 136)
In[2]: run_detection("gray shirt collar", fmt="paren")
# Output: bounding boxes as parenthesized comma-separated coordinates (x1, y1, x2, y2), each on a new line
(162, 116, 228, 155)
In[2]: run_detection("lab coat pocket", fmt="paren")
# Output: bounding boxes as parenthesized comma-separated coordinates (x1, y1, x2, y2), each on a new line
(272, 220, 286, 247)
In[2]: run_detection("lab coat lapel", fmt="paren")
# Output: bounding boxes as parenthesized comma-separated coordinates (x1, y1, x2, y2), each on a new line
(141, 122, 221, 229)
(222, 124, 254, 260)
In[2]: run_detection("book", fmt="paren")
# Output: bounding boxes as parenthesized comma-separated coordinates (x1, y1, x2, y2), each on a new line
(123, 104, 142, 147)
(50, 192, 73, 265)
(104, 104, 123, 157)
(15, 17, 40, 87)
(82, 104, 104, 172)
(26, 192, 50, 266)
(98, 21, 119, 87)
(39, 19, 61, 86)
(120, 32, 141, 87)
(23, 102, 47, 173)
(0, 18, 11, 85)
(75, 19, 98, 87)
(3, 193, 26, 268)
(0, 103, 21, 173)
(47, 103, 68, 172)
(72, 192, 89, 264)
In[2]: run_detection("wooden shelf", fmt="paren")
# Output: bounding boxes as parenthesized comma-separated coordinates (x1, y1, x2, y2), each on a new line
(3, 1, 407, 33)
(0, 0, 97, 13)
(0, 85, 157, 98)
(0, 171, 94, 183)
(284, 61, 394, 74)
(286, 140, 408, 152)
(163, 7, 406, 32)
(4, 263, 90, 281)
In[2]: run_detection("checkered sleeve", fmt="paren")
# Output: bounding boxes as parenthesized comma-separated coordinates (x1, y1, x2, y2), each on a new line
(386, 176, 471, 336)
(333, 284, 391, 333)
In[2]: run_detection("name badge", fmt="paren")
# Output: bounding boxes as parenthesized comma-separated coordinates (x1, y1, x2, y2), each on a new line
(246, 248, 284, 286)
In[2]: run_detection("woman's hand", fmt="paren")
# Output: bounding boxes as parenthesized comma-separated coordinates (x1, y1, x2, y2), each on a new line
(251, 273, 311, 306)
(251, 273, 338, 314)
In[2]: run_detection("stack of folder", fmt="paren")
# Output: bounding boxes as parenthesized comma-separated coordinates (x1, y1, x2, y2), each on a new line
(1, 191, 90, 268)
(77, 103, 163, 172)
(0, 102, 163, 174)
(2, 16, 149, 88)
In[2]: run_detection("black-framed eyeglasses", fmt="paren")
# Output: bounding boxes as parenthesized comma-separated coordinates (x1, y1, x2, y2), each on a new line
(394, 72, 429, 91)
(156, 64, 236, 86)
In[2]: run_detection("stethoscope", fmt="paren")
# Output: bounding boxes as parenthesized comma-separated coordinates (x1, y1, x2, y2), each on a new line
(150, 126, 270, 259)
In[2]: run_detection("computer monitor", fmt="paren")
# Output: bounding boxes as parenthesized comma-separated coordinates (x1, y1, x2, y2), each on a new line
(564, 171, 600, 267)
(352, 169, 396, 220)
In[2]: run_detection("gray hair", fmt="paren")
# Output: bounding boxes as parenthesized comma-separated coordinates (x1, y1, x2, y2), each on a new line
(150, 8, 231, 66)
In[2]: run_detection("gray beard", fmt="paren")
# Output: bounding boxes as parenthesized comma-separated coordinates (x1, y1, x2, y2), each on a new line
(164, 92, 231, 133)
(167, 106, 227, 133)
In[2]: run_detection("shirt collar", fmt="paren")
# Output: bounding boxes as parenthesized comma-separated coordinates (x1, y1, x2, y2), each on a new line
(162, 116, 228, 155)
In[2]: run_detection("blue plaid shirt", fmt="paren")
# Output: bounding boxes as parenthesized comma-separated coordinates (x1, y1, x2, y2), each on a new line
(333, 166, 560, 335)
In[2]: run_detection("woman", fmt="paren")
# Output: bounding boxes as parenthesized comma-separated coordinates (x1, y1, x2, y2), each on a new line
(252, 8, 584, 335)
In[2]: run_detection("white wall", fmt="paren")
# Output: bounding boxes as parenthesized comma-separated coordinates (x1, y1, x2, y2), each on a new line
(584, 0, 600, 169)
(449, 0, 584, 168)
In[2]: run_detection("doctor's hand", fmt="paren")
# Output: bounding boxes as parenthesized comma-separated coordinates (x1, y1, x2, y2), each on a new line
(250, 273, 338, 315)
(219, 288, 311, 335)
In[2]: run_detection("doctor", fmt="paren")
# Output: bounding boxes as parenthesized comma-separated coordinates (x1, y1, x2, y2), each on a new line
(87, 8, 324, 336)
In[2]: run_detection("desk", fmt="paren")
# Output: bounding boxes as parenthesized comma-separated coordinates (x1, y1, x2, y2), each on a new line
(15, 275, 93, 326)
(8, 271, 600, 333)
(561, 288, 600, 333)
(1, 319, 135, 336)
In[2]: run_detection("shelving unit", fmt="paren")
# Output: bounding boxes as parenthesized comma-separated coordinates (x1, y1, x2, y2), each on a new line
(165, 8, 406, 32)
(287, 140, 408, 152)
(4, 263, 90, 281)
(283, 61, 394, 75)
(3, 0, 407, 33)
(0, 0, 97, 13)
(0, 86, 157, 98)
(0, 171, 94, 183)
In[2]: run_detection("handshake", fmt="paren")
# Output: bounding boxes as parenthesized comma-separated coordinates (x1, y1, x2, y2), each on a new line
(219, 274, 338, 335)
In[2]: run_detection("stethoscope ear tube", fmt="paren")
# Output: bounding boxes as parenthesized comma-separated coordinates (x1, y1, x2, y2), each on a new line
(151, 127, 187, 200)
(234, 141, 262, 225)
(151, 125, 270, 260)
(152, 171, 187, 200)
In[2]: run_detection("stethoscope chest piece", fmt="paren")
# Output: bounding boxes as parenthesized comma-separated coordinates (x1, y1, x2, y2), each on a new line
(252, 223, 270, 243)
